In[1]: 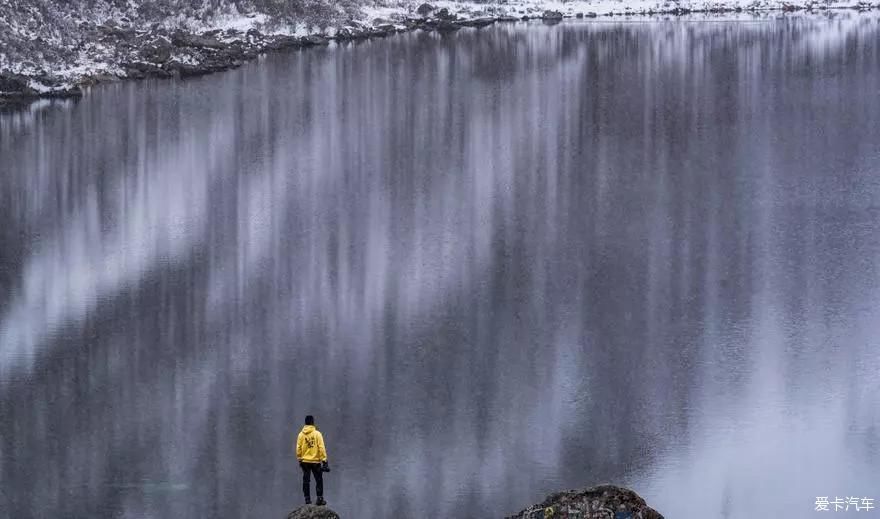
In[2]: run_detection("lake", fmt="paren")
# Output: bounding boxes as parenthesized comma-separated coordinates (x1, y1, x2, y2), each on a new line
(1, 13, 879, 519)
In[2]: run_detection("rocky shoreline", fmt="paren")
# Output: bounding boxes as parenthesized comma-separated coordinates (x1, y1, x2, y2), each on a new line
(1, 1, 879, 106)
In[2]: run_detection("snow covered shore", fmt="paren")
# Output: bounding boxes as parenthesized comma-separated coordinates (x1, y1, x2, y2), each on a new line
(1, 0, 879, 104)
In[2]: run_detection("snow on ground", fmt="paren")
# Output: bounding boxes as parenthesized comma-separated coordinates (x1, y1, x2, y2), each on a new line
(374, 0, 874, 17)
(1, 0, 879, 101)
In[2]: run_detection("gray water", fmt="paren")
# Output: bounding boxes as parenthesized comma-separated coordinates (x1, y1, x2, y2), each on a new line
(2, 14, 880, 519)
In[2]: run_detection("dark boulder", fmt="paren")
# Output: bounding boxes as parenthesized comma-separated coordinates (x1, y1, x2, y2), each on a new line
(371, 23, 397, 36)
(42, 85, 84, 99)
(123, 61, 173, 79)
(300, 34, 330, 46)
(435, 7, 457, 20)
(460, 17, 496, 27)
(335, 27, 356, 40)
(139, 36, 173, 63)
(286, 504, 340, 519)
(23, 73, 84, 98)
(79, 73, 119, 85)
(0, 73, 36, 96)
(171, 63, 215, 78)
(416, 3, 435, 17)
(506, 484, 664, 519)
(541, 9, 564, 20)
(265, 35, 301, 50)
(162, 57, 237, 79)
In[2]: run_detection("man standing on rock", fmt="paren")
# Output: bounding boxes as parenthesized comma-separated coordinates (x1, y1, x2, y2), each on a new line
(296, 415, 329, 505)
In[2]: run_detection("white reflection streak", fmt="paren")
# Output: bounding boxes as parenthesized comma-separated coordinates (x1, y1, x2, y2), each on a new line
(0, 118, 234, 379)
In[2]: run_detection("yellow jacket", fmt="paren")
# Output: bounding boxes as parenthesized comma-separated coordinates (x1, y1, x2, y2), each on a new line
(296, 425, 327, 463)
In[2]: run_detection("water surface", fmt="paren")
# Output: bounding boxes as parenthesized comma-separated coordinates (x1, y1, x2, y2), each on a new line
(2, 13, 880, 519)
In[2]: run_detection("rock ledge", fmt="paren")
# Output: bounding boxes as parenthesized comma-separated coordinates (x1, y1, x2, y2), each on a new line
(506, 484, 664, 519)
(287, 503, 340, 519)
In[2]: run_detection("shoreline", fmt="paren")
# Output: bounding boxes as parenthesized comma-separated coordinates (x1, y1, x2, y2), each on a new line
(1, 2, 879, 106)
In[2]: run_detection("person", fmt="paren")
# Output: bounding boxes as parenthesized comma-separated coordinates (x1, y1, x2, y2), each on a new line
(296, 415, 328, 505)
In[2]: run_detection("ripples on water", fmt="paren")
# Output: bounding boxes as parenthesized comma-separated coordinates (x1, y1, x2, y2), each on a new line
(1, 13, 879, 519)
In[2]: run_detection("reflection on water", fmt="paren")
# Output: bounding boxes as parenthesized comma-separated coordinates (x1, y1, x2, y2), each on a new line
(1, 13, 879, 519)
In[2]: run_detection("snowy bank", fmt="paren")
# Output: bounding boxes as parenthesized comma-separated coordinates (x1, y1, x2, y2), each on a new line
(1, 0, 879, 104)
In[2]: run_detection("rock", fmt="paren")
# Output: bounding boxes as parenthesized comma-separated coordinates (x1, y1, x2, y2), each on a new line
(506, 484, 664, 519)
(435, 7, 457, 20)
(80, 73, 119, 85)
(171, 31, 225, 49)
(286, 504, 340, 519)
(98, 23, 136, 40)
(300, 34, 329, 46)
(371, 23, 397, 36)
(19, 61, 40, 73)
(335, 27, 357, 40)
(436, 19, 462, 32)
(122, 61, 173, 79)
(0, 73, 36, 96)
(264, 35, 301, 50)
(416, 2, 435, 17)
(139, 36, 173, 63)
(460, 17, 496, 27)
(168, 62, 215, 78)
(43, 85, 84, 99)
(22, 73, 83, 98)
(586, 11, 599, 17)
(541, 10, 564, 20)
(337, 25, 373, 40)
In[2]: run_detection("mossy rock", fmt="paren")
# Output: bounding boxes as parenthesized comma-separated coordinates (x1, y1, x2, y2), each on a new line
(286, 503, 340, 519)
(507, 484, 664, 519)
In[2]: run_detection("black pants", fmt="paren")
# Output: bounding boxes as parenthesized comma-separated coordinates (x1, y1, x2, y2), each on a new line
(300, 462, 323, 501)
